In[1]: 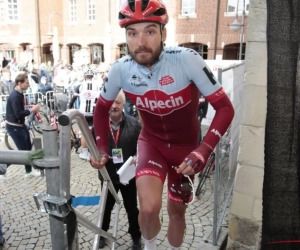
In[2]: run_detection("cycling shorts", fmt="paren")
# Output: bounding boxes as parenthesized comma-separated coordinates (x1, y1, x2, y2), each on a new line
(136, 134, 196, 204)
(85, 116, 93, 127)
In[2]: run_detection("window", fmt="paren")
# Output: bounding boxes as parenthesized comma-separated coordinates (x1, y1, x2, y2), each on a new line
(179, 43, 208, 59)
(69, 0, 77, 22)
(181, 0, 195, 16)
(87, 0, 95, 21)
(0, 6, 5, 24)
(90, 44, 104, 64)
(119, 43, 127, 58)
(7, 0, 19, 21)
(6, 50, 15, 60)
(227, 0, 250, 14)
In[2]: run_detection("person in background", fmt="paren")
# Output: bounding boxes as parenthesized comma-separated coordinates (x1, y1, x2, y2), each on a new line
(0, 70, 15, 114)
(68, 67, 99, 160)
(5, 73, 41, 177)
(47, 61, 54, 83)
(92, 91, 142, 250)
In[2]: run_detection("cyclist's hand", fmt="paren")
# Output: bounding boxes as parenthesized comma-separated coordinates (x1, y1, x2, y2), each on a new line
(132, 156, 137, 166)
(31, 104, 40, 112)
(177, 143, 212, 175)
(176, 161, 196, 176)
(90, 155, 108, 169)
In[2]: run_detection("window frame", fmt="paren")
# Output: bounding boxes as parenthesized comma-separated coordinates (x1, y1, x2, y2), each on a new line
(225, 0, 250, 16)
(181, 0, 196, 17)
(86, 0, 96, 22)
(68, 0, 77, 23)
(6, 0, 19, 23)
(0, 4, 5, 25)
(5, 50, 15, 60)
(90, 44, 104, 64)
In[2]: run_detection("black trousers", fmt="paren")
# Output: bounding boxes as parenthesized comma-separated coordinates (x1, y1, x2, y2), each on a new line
(6, 124, 32, 173)
(101, 179, 141, 242)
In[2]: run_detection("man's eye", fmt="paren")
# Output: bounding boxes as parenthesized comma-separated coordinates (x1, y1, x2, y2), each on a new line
(128, 32, 136, 36)
(147, 31, 154, 35)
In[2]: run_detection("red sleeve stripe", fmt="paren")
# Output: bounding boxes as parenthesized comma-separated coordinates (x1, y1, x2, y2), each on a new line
(204, 87, 226, 104)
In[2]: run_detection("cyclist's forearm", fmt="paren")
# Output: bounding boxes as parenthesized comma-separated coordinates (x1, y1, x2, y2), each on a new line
(93, 96, 113, 155)
(201, 95, 234, 150)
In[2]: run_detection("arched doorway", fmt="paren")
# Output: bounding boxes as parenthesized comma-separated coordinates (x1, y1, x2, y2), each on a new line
(41, 43, 58, 64)
(179, 42, 208, 59)
(223, 43, 246, 60)
(68, 43, 82, 64)
(88, 43, 104, 64)
(118, 43, 127, 58)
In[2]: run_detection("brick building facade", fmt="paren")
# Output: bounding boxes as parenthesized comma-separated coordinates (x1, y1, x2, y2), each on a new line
(0, 0, 248, 66)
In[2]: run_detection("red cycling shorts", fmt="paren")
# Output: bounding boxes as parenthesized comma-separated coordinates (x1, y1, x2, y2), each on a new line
(136, 134, 197, 204)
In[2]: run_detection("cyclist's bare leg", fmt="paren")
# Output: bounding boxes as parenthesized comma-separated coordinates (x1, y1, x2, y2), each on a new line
(167, 200, 186, 247)
(81, 136, 87, 148)
(136, 175, 164, 240)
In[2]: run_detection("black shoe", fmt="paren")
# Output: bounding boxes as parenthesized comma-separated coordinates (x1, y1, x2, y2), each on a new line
(131, 238, 141, 250)
(0, 238, 5, 248)
(99, 237, 105, 249)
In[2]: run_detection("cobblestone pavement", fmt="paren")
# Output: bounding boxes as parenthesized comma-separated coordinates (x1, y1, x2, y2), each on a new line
(0, 130, 230, 250)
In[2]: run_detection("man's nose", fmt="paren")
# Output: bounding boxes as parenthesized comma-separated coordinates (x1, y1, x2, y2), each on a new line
(137, 33, 147, 47)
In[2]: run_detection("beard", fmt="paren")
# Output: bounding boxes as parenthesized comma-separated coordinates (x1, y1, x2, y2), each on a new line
(129, 45, 162, 67)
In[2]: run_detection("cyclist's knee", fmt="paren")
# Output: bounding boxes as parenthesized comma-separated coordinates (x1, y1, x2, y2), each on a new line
(139, 201, 161, 221)
(167, 201, 186, 221)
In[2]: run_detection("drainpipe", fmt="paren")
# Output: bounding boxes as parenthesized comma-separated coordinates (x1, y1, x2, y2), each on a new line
(35, 0, 42, 64)
(213, 0, 221, 59)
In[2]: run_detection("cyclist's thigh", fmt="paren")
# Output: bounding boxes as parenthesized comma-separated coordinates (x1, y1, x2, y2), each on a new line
(85, 116, 93, 127)
(136, 138, 168, 205)
(136, 138, 168, 183)
(165, 145, 196, 204)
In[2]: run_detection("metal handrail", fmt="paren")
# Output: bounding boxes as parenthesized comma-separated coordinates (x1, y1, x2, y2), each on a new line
(58, 109, 120, 203)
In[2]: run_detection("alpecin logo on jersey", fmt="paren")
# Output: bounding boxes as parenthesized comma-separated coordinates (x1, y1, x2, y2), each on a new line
(159, 75, 174, 86)
(128, 86, 191, 115)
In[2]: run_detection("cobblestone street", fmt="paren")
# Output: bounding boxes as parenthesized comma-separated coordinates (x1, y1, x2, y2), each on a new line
(0, 130, 229, 250)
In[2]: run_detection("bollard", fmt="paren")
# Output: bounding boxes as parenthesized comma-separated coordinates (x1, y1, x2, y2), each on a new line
(42, 126, 67, 250)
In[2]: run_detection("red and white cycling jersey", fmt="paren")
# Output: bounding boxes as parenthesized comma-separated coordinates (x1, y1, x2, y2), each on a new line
(98, 47, 226, 146)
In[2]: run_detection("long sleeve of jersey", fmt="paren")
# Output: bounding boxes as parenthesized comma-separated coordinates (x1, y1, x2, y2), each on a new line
(93, 96, 112, 155)
(93, 65, 121, 155)
(182, 50, 234, 151)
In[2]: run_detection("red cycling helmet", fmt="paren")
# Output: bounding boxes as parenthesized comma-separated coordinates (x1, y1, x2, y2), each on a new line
(118, 0, 169, 28)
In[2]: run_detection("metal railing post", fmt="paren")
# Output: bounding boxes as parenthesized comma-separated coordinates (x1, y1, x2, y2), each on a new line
(43, 126, 67, 250)
(212, 67, 224, 245)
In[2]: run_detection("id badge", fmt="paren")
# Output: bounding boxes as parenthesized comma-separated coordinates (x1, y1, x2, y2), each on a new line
(112, 148, 124, 164)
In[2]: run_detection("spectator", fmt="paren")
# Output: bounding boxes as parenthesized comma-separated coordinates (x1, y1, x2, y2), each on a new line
(92, 91, 142, 250)
(1, 58, 9, 69)
(5, 73, 41, 177)
(47, 61, 54, 83)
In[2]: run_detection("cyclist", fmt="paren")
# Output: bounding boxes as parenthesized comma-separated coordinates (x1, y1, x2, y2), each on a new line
(69, 67, 100, 160)
(91, 1, 234, 249)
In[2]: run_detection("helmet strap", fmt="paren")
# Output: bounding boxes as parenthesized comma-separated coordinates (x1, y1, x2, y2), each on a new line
(160, 24, 165, 51)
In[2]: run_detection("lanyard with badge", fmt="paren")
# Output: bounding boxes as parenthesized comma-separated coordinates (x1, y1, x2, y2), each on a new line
(109, 122, 124, 164)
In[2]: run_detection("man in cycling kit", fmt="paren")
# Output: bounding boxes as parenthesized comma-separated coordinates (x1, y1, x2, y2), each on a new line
(69, 68, 100, 160)
(90, 1, 234, 249)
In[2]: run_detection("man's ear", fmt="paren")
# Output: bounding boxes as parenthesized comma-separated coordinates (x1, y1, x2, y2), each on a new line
(162, 27, 167, 42)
